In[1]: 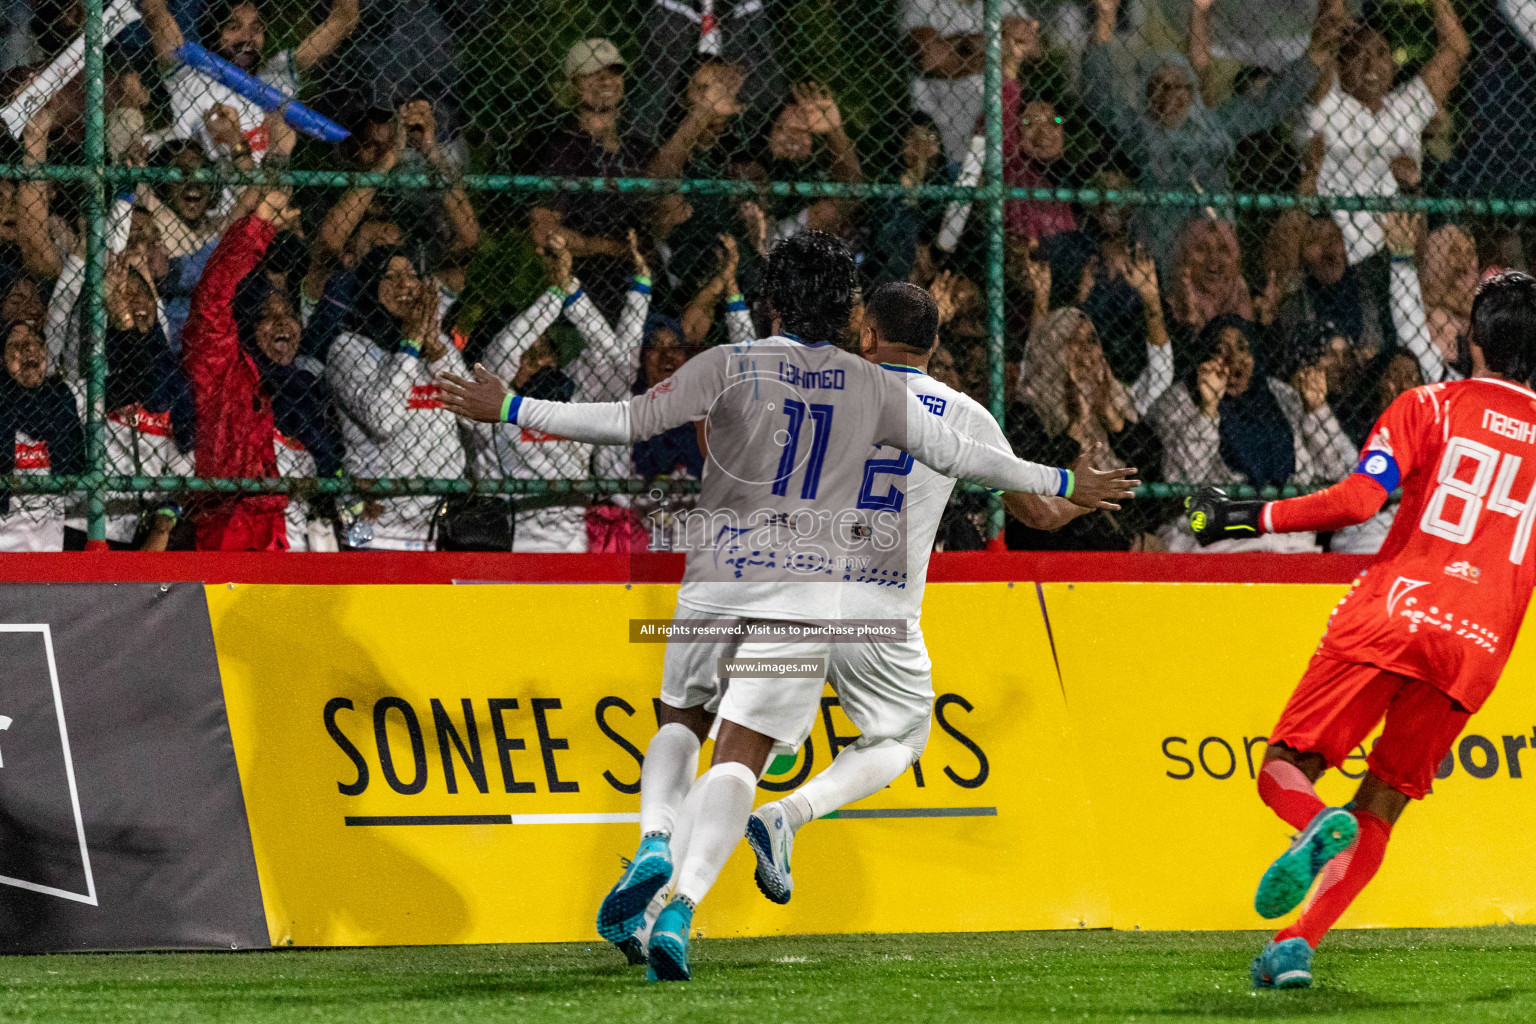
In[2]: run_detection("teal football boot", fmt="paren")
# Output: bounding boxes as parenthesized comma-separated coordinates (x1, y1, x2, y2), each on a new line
(597, 834, 672, 953)
(1255, 807, 1358, 919)
(646, 898, 695, 982)
(1251, 936, 1314, 989)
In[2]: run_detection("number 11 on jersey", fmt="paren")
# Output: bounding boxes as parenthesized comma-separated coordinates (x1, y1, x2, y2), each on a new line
(772, 400, 834, 500)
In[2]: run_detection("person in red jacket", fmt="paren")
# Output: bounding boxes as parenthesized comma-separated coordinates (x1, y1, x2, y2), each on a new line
(182, 192, 302, 550)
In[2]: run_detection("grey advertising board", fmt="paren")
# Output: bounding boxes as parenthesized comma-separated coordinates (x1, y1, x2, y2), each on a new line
(0, 583, 267, 951)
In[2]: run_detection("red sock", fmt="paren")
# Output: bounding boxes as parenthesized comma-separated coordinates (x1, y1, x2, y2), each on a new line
(1258, 759, 1326, 831)
(1276, 809, 1392, 948)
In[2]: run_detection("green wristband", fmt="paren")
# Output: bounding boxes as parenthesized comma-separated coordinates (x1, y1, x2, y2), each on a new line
(1063, 469, 1075, 499)
(499, 393, 515, 423)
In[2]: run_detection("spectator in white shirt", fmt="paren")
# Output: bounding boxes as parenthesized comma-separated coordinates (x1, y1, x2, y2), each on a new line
(326, 245, 472, 551)
(0, 319, 83, 551)
(1300, 0, 1467, 265)
(141, 0, 358, 162)
(904, 0, 1041, 167)
(474, 230, 649, 552)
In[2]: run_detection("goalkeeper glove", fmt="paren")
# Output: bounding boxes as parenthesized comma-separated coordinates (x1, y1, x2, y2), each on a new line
(1185, 486, 1265, 547)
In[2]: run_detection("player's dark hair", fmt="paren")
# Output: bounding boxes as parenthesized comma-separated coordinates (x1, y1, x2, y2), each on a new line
(760, 231, 855, 345)
(865, 282, 939, 355)
(1471, 270, 1536, 386)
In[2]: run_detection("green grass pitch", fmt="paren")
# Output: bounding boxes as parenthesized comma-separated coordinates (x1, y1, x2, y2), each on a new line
(6, 927, 1535, 1022)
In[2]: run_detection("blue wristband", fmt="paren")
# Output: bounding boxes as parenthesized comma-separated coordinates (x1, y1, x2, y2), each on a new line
(561, 286, 585, 309)
(631, 276, 652, 295)
(400, 339, 422, 358)
(726, 294, 748, 312)
(501, 394, 522, 424)
(1058, 469, 1074, 499)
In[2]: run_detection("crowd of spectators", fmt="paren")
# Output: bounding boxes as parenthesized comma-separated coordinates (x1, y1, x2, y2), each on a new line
(0, 0, 1520, 554)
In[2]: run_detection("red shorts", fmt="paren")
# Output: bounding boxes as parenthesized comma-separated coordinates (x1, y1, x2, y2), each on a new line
(1270, 653, 1469, 800)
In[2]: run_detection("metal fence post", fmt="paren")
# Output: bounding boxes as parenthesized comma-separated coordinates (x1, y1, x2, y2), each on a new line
(81, 0, 108, 548)
(983, 0, 1006, 541)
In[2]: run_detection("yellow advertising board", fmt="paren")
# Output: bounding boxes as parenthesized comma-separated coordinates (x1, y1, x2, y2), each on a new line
(1043, 581, 1536, 932)
(206, 580, 1536, 946)
(208, 581, 1091, 946)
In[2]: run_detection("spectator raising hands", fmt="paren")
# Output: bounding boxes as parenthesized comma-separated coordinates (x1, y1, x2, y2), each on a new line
(1086, 0, 1340, 270)
(144, 0, 359, 162)
(1303, 0, 1468, 263)
(681, 235, 752, 347)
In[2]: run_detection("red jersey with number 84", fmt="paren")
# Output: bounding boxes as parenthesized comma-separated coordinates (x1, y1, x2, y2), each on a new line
(1297, 379, 1536, 712)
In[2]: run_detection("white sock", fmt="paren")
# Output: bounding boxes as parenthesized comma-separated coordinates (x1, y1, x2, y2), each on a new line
(637, 722, 701, 839)
(788, 739, 914, 828)
(673, 761, 758, 906)
(661, 775, 703, 894)
(778, 792, 815, 831)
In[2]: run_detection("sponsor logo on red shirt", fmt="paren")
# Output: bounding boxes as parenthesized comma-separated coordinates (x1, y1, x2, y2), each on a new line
(14, 440, 49, 470)
(109, 405, 173, 438)
(408, 384, 444, 410)
(1445, 560, 1482, 583)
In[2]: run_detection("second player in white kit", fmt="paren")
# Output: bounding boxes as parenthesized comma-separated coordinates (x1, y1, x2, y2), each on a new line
(437, 233, 1139, 981)
(744, 281, 1102, 904)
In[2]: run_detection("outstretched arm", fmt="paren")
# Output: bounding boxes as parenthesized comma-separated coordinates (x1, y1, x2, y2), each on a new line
(1187, 0, 1213, 80)
(1005, 445, 1104, 529)
(438, 345, 726, 443)
(294, 0, 360, 74)
(140, 0, 185, 71)
(895, 386, 1139, 507)
(1419, 0, 1469, 108)
(1187, 444, 1400, 545)
(1082, 0, 1144, 155)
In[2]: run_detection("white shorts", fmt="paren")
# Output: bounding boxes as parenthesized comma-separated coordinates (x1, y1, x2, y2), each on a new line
(826, 629, 934, 759)
(659, 601, 736, 714)
(715, 634, 832, 757)
(659, 601, 831, 756)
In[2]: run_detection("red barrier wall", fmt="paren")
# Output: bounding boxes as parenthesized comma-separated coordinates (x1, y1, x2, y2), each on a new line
(0, 551, 1372, 585)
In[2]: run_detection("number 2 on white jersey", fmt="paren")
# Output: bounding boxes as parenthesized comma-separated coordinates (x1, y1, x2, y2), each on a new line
(1420, 436, 1536, 563)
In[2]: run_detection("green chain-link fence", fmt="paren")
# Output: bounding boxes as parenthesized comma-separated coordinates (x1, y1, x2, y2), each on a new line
(0, 0, 1524, 551)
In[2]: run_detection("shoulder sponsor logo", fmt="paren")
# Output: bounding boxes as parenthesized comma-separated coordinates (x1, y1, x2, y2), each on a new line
(1366, 427, 1393, 457)
(918, 394, 947, 417)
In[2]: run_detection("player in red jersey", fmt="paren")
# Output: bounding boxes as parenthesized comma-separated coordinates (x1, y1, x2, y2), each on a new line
(1187, 271, 1536, 990)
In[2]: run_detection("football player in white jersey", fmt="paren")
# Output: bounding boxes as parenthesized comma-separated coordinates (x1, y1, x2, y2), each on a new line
(741, 280, 1096, 903)
(438, 233, 1138, 981)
